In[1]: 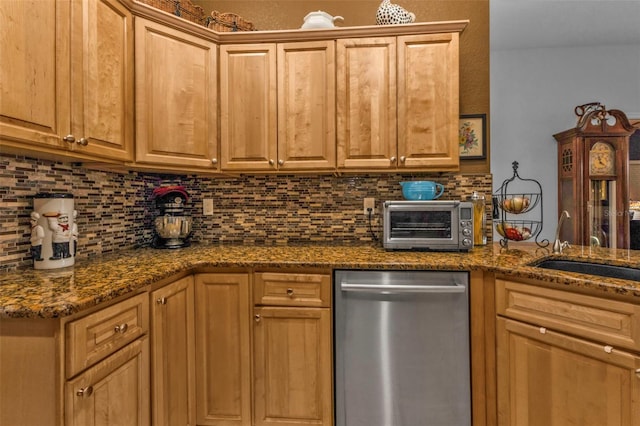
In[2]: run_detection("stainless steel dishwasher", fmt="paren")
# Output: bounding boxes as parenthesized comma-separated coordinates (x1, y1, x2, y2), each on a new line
(334, 270, 471, 426)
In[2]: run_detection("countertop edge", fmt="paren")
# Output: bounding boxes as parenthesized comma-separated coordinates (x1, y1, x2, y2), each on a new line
(2, 244, 639, 319)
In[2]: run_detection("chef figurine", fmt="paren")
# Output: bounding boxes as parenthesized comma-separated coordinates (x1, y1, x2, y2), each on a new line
(45, 212, 72, 260)
(30, 212, 45, 262)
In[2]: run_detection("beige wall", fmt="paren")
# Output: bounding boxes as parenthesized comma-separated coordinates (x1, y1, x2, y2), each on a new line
(194, 0, 490, 173)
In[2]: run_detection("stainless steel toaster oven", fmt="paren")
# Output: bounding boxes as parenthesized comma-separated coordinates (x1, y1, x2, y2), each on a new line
(383, 200, 474, 251)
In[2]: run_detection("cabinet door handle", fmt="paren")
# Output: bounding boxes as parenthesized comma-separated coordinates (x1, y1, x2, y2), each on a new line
(211, 158, 218, 165)
(390, 156, 397, 163)
(635, 368, 640, 378)
(604, 345, 613, 354)
(399, 156, 406, 163)
(286, 288, 294, 297)
(76, 137, 88, 146)
(269, 159, 275, 166)
(278, 159, 284, 166)
(63, 135, 76, 144)
(76, 386, 93, 397)
(157, 297, 167, 305)
(114, 323, 128, 334)
(254, 314, 261, 322)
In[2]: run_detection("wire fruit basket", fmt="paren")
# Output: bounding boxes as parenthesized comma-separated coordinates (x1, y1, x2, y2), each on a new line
(494, 162, 549, 248)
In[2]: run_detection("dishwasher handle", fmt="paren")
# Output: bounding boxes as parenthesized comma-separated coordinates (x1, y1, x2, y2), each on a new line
(340, 282, 466, 294)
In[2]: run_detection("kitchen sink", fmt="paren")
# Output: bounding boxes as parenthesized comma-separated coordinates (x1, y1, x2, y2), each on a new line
(533, 259, 640, 282)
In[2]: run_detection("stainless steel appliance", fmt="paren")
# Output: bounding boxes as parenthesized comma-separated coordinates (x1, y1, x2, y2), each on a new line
(383, 200, 474, 251)
(151, 186, 192, 248)
(334, 270, 471, 426)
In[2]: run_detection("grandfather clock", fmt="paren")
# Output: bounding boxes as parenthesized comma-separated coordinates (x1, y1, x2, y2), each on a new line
(554, 103, 635, 249)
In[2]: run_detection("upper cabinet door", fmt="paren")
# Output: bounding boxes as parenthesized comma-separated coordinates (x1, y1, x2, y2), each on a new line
(220, 44, 277, 171)
(70, 0, 134, 161)
(277, 41, 336, 171)
(0, 0, 70, 149)
(397, 33, 460, 170)
(135, 18, 218, 170)
(336, 37, 397, 170)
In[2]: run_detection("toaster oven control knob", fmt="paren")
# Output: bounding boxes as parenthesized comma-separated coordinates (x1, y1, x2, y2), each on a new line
(462, 238, 473, 247)
(462, 228, 472, 237)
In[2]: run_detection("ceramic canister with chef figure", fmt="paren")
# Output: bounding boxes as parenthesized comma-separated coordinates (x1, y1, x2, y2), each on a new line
(31, 193, 75, 269)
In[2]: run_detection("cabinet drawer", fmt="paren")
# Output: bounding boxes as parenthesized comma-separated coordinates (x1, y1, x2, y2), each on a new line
(66, 293, 149, 378)
(254, 272, 331, 307)
(496, 278, 640, 352)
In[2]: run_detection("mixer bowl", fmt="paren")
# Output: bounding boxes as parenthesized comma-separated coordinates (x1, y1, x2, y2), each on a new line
(154, 215, 192, 247)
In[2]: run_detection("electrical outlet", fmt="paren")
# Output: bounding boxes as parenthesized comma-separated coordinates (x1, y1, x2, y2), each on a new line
(363, 197, 376, 216)
(203, 198, 214, 216)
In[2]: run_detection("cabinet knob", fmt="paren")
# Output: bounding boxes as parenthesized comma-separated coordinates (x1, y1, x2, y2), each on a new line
(278, 159, 284, 166)
(114, 323, 128, 334)
(157, 297, 167, 305)
(390, 156, 397, 163)
(286, 288, 294, 297)
(269, 159, 275, 166)
(211, 158, 218, 165)
(76, 137, 88, 146)
(254, 314, 261, 322)
(76, 386, 93, 397)
(539, 327, 546, 334)
(635, 368, 640, 378)
(400, 156, 406, 163)
(604, 345, 613, 354)
(63, 135, 76, 144)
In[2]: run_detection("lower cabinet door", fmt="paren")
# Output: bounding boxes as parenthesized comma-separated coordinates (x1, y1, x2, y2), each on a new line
(497, 317, 640, 426)
(195, 273, 252, 426)
(253, 306, 333, 426)
(151, 276, 196, 426)
(65, 337, 150, 426)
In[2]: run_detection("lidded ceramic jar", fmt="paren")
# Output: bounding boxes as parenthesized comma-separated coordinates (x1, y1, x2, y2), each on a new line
(31, 193, 76, 269)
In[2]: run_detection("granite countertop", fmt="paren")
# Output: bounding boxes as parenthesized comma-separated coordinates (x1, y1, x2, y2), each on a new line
(1, 243, 639, 319)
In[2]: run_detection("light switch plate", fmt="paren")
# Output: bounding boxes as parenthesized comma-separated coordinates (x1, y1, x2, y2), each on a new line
(203, 198, 214, 216)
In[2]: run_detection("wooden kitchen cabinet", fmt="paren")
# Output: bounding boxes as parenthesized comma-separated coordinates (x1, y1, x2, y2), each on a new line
(195, 273, 252, 426)
(150, 276, 196, 426)
(495, 278, 640, 426)
(253, 272, 333, 426)
(134, 18, 218, 172)
(65, 292, 150, 426)
(219, 41, 335, 172)
(0, 0, 134, 162)
(336, 33, 460, 171)
(65, 336, 150, 426)
(276, 41, 336, 171)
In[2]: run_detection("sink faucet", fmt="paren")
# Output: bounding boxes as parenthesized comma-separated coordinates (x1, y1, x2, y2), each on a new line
(553, 210, 571, 254)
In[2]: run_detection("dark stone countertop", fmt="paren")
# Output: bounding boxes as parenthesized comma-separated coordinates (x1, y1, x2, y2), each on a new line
(1, 243, 639, 319)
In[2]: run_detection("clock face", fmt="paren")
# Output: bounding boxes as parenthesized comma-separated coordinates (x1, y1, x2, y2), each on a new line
(589, 141, 615, 176)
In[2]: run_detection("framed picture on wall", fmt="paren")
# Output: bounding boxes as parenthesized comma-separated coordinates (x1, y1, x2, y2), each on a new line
(459, 114, 487, 160)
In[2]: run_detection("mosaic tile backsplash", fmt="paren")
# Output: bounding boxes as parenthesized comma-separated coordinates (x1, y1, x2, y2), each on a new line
(1, 154, 492, 271)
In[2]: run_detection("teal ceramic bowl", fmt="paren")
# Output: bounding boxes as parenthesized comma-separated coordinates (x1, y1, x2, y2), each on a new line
(400, 181, 445, 200)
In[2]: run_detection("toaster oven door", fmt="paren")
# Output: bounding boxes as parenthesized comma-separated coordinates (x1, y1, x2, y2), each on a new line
(383, 201, 462, 249)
